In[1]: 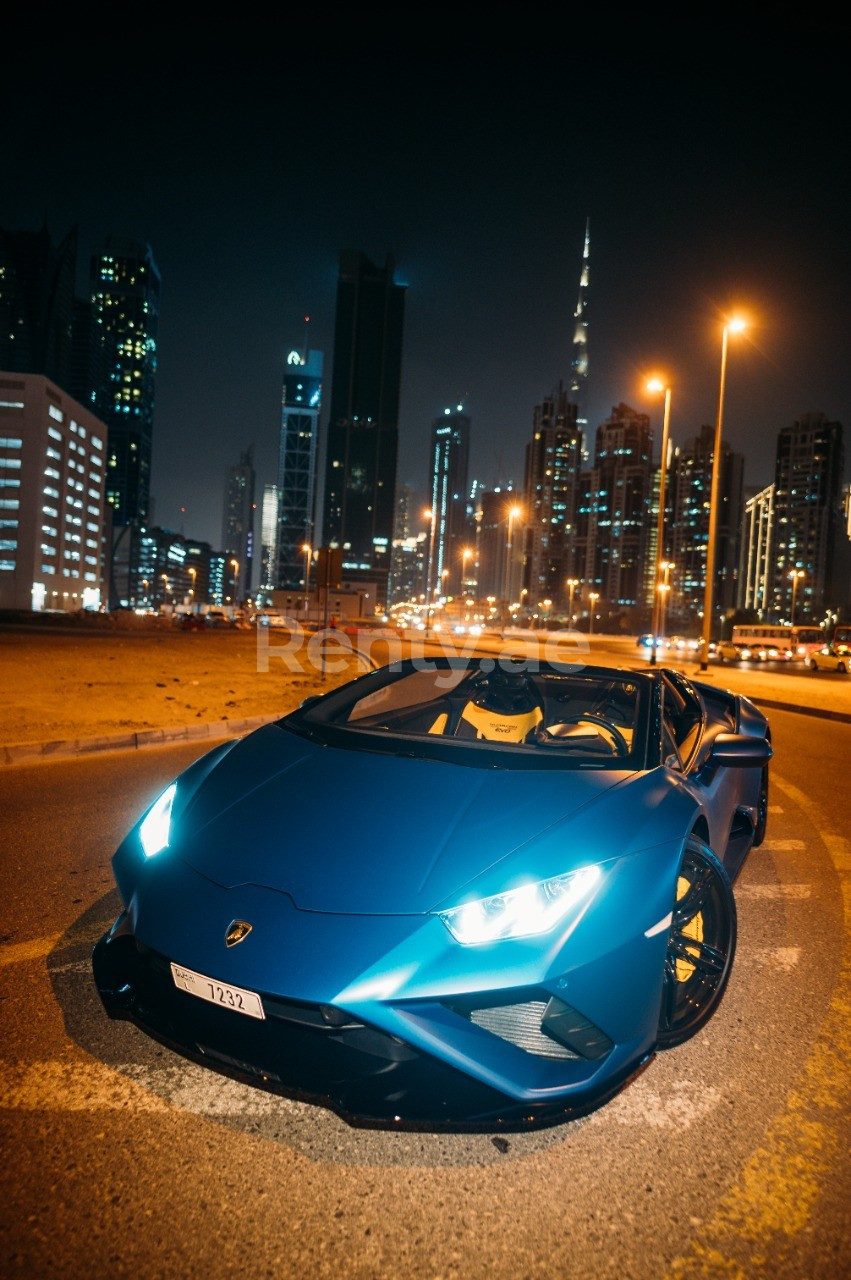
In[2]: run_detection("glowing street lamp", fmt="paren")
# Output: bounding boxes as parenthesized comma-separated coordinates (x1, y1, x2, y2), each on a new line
(188, 566, 197, 599)
(789, 568, 805, 626)
(542, 598, 552, 630)
(229, 558, 240, 604)
(423, 508, 437, 638)
(646, 377, 673, 666)
(302, 543, 312, 619)
(501, 504, 522, 634)
(461, 546, 474, 594)
(588, 591, 600, 636)
(700, 316, 748, 670)
(566, 578, 579, 626)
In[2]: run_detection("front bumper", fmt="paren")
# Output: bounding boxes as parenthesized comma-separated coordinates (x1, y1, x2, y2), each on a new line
(92, 920, 653, 1130)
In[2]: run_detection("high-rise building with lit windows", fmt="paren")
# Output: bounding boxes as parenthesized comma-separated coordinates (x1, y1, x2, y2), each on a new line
(259, 483, 279, 593)
(522, 383, 581, 607)
(277, 347, 322, 588)
(769, 413, 844, 618)
(89, 237, 160, 526)
(0, 373, 106, 611)
(427, 407, 470, 599)
(667, 424, 744, 624)
(322, 250, 407, 605)
(570, 403, 653, 612)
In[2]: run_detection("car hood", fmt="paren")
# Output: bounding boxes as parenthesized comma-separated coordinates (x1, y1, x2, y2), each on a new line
(175, 723, 635, 914)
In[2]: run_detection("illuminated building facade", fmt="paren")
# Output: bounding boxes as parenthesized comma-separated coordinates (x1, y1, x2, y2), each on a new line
(89, 237, 160, 526)
(322, 250, 407, 605)
(738, 483, 776, 617)
(259, 482, 279, 593)
(571, 404, 653, 612)
(427, 407, 470, 598)
(277, 348, 322, 588)
(522, 383, 581, 607)
(667, 424, 744, 624)
(569, 218, 590, 435)
(0, 373, 106, 611)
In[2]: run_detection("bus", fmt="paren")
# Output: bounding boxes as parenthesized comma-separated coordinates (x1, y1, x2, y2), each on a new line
(729, 623, 825, 662)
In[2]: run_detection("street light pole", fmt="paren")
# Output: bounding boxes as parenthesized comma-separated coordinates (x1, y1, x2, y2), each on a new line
(501, 505, 522, 635)
(789, 568, 804, 625)
(302, 543, 312, 621)
(588, 591, 600, 636)
(566, 578, 579, 628)
(646, 380, 673, 667)
(423, 509, 436, 638)
(699, 317, 747, 671)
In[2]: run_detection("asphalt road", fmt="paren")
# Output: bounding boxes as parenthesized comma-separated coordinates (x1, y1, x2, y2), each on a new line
(1, 713, 850, 1279)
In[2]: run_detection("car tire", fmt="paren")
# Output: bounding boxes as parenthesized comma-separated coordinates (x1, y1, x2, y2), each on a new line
(838, 662, 847, 674)
(809, 659, 818, 671)
(657, 836, 737, 1049)
(751, 762, 769, 848)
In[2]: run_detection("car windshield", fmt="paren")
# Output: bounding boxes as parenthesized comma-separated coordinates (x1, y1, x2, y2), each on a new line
(282, 658, 650, 771)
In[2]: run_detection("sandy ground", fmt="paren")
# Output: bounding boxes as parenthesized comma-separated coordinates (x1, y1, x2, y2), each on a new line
(0, 623, 363, 745)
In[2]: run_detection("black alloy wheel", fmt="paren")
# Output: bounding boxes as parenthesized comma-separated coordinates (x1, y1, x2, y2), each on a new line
(657, 837, 736, 1049)
(752, 762, 769, 847)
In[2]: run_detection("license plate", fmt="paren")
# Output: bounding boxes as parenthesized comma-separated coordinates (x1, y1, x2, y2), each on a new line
(170, 962, 265, 1020)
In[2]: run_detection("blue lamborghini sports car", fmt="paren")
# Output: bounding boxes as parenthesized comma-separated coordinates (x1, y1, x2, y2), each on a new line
(93, 657, 772, 1130)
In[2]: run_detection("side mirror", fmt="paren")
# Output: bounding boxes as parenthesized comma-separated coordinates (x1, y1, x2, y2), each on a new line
(708, 733, 773, 768)
(299, 695, 321, 710)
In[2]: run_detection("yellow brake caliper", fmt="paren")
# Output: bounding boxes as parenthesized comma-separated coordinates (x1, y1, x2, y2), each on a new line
(675, 874, 704, 982)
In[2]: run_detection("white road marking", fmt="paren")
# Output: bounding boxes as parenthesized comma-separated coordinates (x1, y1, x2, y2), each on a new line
(766, 839, 806, 852)
(605, 1079, 724, 1129)
(768, 805, 784, 814)
(0, 1060, 301, 1117)
(735, 884, 811, 900)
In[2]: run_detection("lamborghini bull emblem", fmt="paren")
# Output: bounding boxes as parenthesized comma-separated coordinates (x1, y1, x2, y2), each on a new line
(225, 920, 253, 947)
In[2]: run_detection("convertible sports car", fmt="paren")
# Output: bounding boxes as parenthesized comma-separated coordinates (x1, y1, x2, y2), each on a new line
(92, 657, 772, 1130)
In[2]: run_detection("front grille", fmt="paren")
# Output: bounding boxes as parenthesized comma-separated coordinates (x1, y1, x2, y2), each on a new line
(469, 1001, 579, 1059)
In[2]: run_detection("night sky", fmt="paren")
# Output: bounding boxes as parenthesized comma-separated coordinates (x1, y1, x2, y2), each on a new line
(4, 23, 849, 549)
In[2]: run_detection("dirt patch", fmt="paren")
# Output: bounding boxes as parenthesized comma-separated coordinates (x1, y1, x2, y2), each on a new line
(0, 625, 362, 745)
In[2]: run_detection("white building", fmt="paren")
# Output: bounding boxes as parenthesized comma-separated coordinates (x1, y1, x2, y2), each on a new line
(0, 373, 107, 611)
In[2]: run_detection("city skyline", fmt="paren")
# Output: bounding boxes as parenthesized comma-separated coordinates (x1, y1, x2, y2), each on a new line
(3, 32, 848, 549)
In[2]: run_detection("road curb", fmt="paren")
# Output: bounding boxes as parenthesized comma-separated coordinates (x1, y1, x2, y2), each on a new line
(0, 651, 378, 766)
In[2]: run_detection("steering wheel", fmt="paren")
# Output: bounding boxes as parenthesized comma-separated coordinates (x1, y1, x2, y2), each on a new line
(543, 712, 630, 756)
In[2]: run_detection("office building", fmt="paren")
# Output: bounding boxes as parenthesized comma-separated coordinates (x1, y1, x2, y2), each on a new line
(738, 484, 776, 617)
(568, 218, 590, 435)
(0, 373, 106, 611)
(277, 347, 322, 587)
(571, 403, 653, 614)
(522, 383, 581, 608)
(770, 413, 844, 618)
(0, 224, 78, 391)
(667, 424, 744, 625)
(322, 250, 407, 605)
(89, 237, 160, 526)
(427, 407, 471, 599)
(221, 446, 255, 597)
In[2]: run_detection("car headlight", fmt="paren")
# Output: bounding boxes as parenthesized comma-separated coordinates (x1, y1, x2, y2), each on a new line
(437, 866, 601, 945)
(139, 783, 177, 858)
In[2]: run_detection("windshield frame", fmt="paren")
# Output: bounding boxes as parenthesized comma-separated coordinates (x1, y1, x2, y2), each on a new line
(279, 657, 652, 772)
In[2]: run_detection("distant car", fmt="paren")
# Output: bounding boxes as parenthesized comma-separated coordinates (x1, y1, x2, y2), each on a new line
(637, 634, 667, 651)
(808, 645, 851, 673)
(204, 610, 235, 629)
(715, 640, 744, 662)
(93, 657, 772, 1130)
(179, 613, 205, 632)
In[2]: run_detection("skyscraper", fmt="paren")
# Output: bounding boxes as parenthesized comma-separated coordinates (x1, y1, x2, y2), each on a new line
(571, 403, 653, 613)
(221, 446, 255, 595)
(0, 224, 78, 391)
(276, 346, 322, 588)
(668, 424, 744, 625)
(259, 482, 279, 594)
(522, 382, 581, 607)
(322, 250, 407, 603)
(427, 406, 471, 598)
(569, 219, 590, 435)
(770, 412, 845, 618)
(89, 237, 160, 526)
